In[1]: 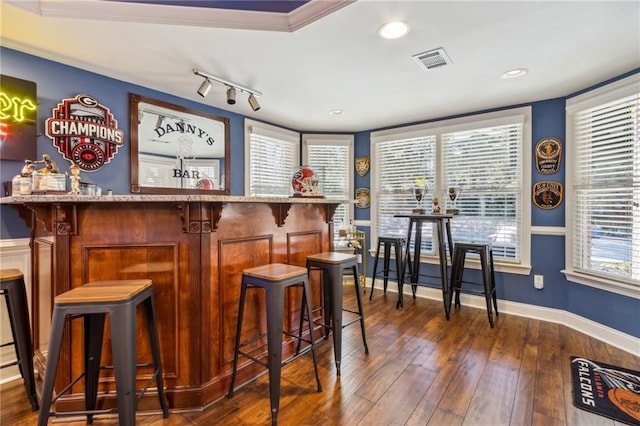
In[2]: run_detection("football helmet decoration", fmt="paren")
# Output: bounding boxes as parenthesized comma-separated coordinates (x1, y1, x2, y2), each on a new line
(195, 178, 216, 190)
(291, 167, 320, 196)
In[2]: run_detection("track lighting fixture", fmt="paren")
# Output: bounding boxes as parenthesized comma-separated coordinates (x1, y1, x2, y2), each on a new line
(248, 94, 260, 111)
(193, 69, 262, 111)
(226, 87, 236, 105)
(197, 79, 212, 97)
(155, 115, 165, 128)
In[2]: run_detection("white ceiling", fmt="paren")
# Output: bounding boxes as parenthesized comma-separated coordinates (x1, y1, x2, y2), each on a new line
(2, 0, 639, 133)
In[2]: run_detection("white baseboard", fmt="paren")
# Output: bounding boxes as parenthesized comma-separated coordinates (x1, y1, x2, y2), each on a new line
(368, 279, 640, 356)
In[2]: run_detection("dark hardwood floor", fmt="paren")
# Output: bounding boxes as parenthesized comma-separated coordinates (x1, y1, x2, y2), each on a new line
(2, 288, 638, 425)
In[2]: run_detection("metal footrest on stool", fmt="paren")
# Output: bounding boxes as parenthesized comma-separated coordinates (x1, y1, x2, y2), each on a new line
(228, 263, 322, 426)
(37, 279, 170, 426)
(448, 242, 499, 328)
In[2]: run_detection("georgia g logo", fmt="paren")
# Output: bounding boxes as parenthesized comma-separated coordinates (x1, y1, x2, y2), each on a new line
(45, 94, 124, 172)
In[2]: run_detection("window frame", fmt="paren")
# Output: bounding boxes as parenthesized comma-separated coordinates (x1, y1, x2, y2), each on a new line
(244, 119, 300, 196)
(302, 134, 354, 233)
(371, 107, 532, 275)
(564, 73, 640, 299)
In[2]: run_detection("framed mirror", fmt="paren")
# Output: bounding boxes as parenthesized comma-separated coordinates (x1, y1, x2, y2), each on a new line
(129, 93, 230, 194)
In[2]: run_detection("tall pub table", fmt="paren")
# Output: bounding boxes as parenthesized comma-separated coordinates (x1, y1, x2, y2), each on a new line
(394, 213, 454, 318)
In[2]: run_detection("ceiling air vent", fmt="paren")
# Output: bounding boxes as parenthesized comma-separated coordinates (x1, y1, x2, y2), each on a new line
(412, 47, 452, 71)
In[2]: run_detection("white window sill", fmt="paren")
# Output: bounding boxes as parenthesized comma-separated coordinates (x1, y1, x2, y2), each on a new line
(367, 249, 531, 276)
(562, 269, 640, 300)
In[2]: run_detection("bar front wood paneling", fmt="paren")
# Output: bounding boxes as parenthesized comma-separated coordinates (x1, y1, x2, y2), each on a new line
(1, 195, 340, 411)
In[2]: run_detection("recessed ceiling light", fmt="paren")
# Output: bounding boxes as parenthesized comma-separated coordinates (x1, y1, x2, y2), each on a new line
(378, 21, 410, 39)
(500, 68, 528, 79)
(329, 110, 346, 116)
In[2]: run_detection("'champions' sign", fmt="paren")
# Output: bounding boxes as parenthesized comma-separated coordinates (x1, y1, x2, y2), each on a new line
(45, 94, 124, 171)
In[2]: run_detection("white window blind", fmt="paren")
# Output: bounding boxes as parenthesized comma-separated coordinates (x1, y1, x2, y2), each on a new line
(375, 136, 437, 253)
(303, 135, 353, 234)
(372, 108, 530, 266)
(442, 122, 522, 260)
(183, 158, 220, 190)
(568, 82, 639, 287)
(245, 120, 299, 196)
(138, 153, 180, 188)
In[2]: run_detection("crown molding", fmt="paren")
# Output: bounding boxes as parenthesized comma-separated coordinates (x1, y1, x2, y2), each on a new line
(6, 0, 356, 32)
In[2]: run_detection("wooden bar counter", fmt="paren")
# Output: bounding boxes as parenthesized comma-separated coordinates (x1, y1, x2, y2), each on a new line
(1, 194, 341, 411)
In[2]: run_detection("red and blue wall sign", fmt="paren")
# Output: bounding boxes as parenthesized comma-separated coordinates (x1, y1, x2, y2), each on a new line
(45, 94, 124, 172)
(0, 74, 37, 161)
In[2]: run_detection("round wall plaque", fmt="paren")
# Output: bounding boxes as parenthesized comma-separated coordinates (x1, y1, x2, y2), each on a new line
(355, 188, 370, 208)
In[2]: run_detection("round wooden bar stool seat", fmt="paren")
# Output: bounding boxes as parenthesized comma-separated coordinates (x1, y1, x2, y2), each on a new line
(228, 263, 322, 425)
(305, 252, 368, 376)
(0, 268, 38, 411)
(38, 279, 169, 426)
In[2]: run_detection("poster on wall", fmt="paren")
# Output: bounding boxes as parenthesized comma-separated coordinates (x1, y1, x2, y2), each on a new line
(535, 137, 562, 174)
(0, 74, 37, 161)
(533, 181, 563, 209)
(45, 94, 124, 172)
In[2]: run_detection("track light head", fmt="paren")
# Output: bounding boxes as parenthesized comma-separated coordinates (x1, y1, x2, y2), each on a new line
(226, 87, 236, 105)
(193, 69, 262, 111)
(197, 79, 212, 97)
(248, 94, 260, 111)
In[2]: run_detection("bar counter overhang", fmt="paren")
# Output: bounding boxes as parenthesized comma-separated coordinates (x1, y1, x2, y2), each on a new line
(1, 194, 342, 411)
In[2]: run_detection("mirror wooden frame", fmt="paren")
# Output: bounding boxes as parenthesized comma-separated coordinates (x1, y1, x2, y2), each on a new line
(129, 93, 230, 194)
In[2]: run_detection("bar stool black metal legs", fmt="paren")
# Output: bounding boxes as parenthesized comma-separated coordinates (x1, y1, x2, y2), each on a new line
(305, 252, 368, 376)
(228, 263, 322, 426)
(0, 269, 38, 411)
(38, 279, 169, 425)
(369, 236, 405, 300)
(449, 242, 498, 327)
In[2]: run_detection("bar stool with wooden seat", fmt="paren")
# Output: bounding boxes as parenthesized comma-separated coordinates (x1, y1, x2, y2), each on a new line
(0, 269, 38, 411)
(448, 242, 498, 327)
(228, 263, 322, 426)
(305, 252, 368, 376)
(38, 279, 169, 426)
(369, 236, 405, 300)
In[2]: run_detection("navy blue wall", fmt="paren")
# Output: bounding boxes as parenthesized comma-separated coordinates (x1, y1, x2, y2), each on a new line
(1, 47, 638, 338)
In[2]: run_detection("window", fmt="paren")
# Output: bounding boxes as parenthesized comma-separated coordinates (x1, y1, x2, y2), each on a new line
(302, 134, 354, 234)
(374, 135, 437, 251)
(371, 108, 531, 273)
(442, 121, 523, 260)
(565, 74, 640, 297)
(245, 119, 300, 196)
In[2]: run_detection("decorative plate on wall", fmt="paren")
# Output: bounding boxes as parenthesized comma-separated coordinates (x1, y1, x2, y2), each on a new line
(355, 187, 370, 208)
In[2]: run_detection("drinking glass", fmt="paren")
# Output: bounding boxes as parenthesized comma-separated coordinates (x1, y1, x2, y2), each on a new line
(448, 186, 461, 213)
(413, 185, 425, 213)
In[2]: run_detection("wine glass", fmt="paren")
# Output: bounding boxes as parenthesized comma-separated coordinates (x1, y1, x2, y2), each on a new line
(448, 186, 461, 214)
(413, 185, 425, 213)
